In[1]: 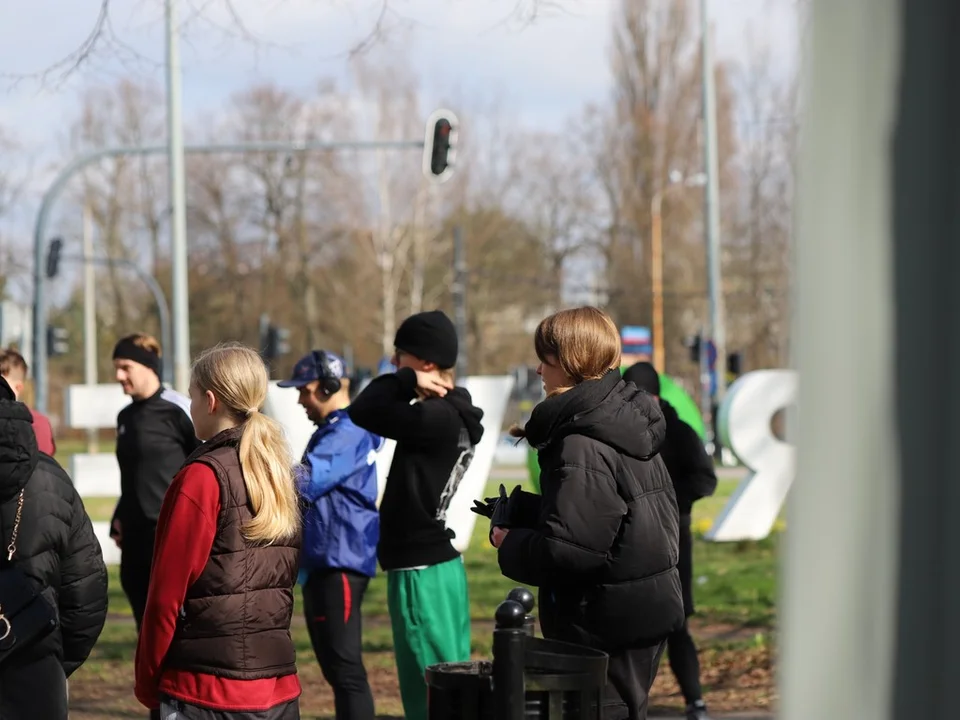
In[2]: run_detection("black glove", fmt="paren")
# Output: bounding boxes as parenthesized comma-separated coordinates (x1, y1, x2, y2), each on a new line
(489, 484, 513, 531)
(470, 485, 505, 519)
(490, 485, 532, 546)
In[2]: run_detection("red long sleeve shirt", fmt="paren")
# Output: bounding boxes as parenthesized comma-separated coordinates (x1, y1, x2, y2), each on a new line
(30, 409, 56, 456)
(134, 462, 301, 711)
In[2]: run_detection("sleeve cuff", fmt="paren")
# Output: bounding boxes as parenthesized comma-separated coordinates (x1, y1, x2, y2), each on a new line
(395, 367, 419, 397)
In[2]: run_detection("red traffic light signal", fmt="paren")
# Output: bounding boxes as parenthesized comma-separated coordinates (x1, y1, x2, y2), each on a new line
(46, 237, 64, 280)
(423, 109, 459, 183)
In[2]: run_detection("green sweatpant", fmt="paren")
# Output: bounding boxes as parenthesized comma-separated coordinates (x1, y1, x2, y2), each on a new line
(387, 557, 471, 720)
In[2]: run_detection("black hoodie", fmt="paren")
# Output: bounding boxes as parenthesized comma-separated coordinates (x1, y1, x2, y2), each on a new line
(656, 398, 718, 517)
(348, 367, 484, 570)
(498, 369, 684, 651)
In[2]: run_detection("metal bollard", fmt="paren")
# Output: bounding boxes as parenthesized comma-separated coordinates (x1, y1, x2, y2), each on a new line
(507, 586, 536, 637)
(493, 599, 526, 720)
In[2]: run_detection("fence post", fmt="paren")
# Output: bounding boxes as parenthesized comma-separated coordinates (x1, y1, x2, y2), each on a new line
(493, 599, 526, 720)
(507, 587, 536, 637)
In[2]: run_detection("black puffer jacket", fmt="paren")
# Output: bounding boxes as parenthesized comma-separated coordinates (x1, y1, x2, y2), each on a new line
(498, 369, 684, 651)
(0, 398, 108, 719)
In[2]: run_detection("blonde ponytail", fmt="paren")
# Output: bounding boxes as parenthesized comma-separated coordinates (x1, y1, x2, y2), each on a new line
(238, 409, 300, 543)
(191, 343, 300, 545)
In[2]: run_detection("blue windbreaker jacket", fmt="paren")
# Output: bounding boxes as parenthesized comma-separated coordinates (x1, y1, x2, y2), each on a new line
(298, 409, 383, 578)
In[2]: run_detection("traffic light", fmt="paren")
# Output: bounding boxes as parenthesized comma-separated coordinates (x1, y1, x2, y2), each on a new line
(263, 324, 291, 362)
(46, 326, 69, 357)
(46, 237, 64, 280)
(422, 109, 459, 183)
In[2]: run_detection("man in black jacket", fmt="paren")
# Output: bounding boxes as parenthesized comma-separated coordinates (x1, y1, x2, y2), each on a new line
(348, 310, 484, 720)
(622, 362, 717, 720)
(110, 334, 199, 629)
(0, 377, 108, 719)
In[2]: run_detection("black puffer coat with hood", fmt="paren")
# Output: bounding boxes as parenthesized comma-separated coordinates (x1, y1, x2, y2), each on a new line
(0, 385, 108, 719)
(498, 369, 684, 651)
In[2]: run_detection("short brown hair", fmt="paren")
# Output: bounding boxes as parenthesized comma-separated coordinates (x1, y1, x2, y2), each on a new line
(533, 307, 621, 383)
(119, 333, 162, 357)
(0, 349, 28, 379)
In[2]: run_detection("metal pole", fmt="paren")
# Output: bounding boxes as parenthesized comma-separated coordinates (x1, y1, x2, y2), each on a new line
(165, 0, 190, 394)
(493, 599, 526, 720)
(31, 138, 423, 413)
(651, 192, 665, 372)
(452, 226, 468, 378)
(698, 324, 711, 431)
(82, 205, 98, 453)
(701, 0, 727, 403)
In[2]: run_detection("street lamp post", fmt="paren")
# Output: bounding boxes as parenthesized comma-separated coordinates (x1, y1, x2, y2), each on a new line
(165, 0, 189, 394)
(651, 171, 707, 372)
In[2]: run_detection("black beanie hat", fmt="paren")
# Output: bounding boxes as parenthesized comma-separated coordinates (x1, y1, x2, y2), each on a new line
(394, 310, 458, 369)
(622, 361, 661, 396)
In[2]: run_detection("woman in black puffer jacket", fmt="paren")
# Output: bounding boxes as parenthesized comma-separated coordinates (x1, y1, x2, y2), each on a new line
(494, 307, 684, 720)
(0, 377, 108, 719)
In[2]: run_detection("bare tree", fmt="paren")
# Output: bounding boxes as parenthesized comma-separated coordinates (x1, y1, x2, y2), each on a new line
(346, 44, 436, 355)
(6, 0, 580, 86)
(0, 128, 30, 299)
(725, 37, 797, 370)
(595, 0, 741, 380)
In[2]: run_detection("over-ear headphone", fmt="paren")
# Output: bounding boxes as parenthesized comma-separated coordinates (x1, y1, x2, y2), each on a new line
(313, 350, 343, 397)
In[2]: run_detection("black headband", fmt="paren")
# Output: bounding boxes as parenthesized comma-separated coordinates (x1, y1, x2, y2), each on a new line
(112, 338, 162, 379)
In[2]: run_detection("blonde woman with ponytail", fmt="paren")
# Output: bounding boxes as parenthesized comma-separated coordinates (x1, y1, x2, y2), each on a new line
(135, 343, 302, 720)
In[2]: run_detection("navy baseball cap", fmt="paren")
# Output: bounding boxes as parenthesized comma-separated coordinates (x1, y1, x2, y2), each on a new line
(277, 350, 346, 389)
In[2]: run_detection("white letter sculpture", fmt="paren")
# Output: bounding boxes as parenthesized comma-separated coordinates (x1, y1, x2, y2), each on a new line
(705, 369, 798, 542)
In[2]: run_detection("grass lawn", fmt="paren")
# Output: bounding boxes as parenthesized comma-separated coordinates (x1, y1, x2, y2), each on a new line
(68, 467, 780, 719)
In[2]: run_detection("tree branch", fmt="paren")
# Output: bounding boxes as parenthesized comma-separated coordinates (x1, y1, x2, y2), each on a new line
(3, 0, 579, 87)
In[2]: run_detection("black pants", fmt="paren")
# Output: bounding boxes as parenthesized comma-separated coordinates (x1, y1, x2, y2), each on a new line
(303, 569, 375, 720)
(160, 696, 300, 719)
(120, 537, 159, 720)
(603, 640, 667, 720)
(667, 520, 704, 705)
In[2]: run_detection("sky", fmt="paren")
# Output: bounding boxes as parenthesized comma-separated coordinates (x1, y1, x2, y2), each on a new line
(0, 0, 799, 300)
(0, 0, 798, 151)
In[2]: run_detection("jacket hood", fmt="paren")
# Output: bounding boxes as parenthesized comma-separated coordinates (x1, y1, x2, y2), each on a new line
(444, 386, 485, 446)
(525, 369, 665, 460)
(0, 400, 39, 501)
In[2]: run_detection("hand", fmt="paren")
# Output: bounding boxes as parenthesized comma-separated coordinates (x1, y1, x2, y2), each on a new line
(490, 527, 509, 548)
(415, 370, 453, 398)
(471, 484, 508, 519)
(471, 499, 496, 518)
(110, 519, 122, 549)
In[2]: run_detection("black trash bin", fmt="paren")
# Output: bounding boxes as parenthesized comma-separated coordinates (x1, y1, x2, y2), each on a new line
(425, 592, 608, 720)
(425, 661, 494, 720)
(523, 636, 608, 719)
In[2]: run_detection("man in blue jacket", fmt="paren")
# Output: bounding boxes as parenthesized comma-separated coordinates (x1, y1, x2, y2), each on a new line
(279, 350, 383, 720)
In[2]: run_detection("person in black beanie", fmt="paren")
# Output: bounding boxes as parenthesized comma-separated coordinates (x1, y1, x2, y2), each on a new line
(348, 310, 484, 720)
(110, 333, 200, 720)
(622, 362, 718, 720)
